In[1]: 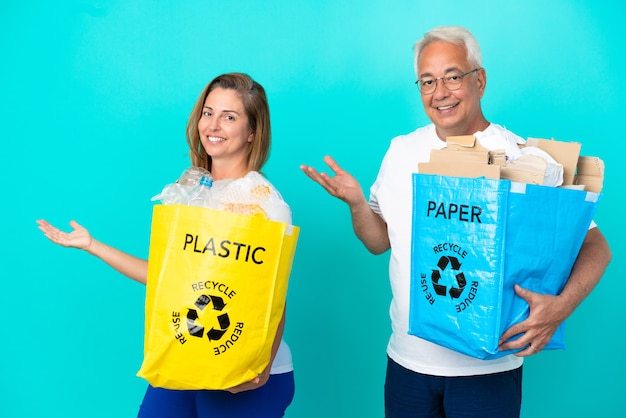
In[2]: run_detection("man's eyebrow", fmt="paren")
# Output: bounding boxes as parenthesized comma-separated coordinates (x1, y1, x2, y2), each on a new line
(419, 66, 463, 78)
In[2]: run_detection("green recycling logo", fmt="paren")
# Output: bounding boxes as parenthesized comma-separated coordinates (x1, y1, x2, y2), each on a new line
(186, 294, 230, 341)
(431, 255, 466, 298)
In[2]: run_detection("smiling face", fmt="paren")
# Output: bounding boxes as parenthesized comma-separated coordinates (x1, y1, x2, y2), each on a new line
(418, 40, 488, 140)
(197, 87, 254, 178)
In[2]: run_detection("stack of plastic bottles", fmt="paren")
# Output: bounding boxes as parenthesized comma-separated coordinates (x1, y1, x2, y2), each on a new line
(152, 167, 290, 222)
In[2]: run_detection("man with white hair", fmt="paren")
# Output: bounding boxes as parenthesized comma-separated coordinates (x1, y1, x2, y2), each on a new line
(301, 26, 611, 418)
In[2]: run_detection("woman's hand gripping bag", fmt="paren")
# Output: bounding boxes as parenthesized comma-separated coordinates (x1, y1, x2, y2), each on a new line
(137, 204, 299, 390)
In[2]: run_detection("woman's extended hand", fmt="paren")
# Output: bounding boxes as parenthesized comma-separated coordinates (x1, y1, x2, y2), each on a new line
(37, 219, 93, 251)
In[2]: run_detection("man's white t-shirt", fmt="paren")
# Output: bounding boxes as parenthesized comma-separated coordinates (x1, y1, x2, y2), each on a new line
(369, 123, 525, 376)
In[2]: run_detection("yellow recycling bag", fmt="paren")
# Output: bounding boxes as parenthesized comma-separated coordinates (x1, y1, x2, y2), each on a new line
(137, 204, 299, 390)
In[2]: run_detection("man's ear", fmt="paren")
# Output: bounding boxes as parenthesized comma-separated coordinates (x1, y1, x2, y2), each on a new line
(477, 67, 487, 97)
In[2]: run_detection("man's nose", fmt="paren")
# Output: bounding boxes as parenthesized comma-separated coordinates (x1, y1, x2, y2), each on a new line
(432, 78, 449, 97)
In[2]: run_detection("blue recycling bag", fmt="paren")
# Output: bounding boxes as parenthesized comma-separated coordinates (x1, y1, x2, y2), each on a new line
(408, 174, 600, 359)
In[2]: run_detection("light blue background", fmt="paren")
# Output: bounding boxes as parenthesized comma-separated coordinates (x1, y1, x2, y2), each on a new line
(2, 1, 623, 417)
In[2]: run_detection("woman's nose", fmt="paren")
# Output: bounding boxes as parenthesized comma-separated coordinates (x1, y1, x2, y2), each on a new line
(209, 117, 220, 130)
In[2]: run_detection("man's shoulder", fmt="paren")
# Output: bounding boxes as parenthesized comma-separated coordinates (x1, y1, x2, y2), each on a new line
(380, 124, 442, 165)
(389, 124, 437, 146)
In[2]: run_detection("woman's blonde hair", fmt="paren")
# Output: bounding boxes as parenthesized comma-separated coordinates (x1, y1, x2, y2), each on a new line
(186, 73, 271, 172)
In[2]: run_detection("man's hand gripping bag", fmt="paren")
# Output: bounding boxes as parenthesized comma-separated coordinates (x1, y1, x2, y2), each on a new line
(408, 174, 599, 359)
(137, 204, 299, 389)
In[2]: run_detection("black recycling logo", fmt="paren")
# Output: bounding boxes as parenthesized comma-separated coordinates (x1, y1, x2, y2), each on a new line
(186, 294, 231, 341)
(431, 256, 467, 298)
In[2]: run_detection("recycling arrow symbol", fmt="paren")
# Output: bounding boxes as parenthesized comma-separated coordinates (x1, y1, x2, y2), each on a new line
(186, 294, 231, 341)
(431, 255, 467, 299)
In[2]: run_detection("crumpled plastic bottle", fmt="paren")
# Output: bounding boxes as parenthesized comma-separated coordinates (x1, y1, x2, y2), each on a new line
(187, 175, 217, 208)
(151, 166, 210, 204)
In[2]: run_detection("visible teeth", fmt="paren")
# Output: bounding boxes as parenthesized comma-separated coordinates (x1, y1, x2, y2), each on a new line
(437, 105, 455, 110)
(208, 136, 225, 142)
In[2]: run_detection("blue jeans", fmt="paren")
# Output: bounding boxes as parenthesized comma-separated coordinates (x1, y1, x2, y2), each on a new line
(137, 371, 295, 418)
(385, 357, 522, 418)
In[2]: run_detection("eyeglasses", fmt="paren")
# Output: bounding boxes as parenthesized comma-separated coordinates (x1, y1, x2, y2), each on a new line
(415, 68, 480, 95)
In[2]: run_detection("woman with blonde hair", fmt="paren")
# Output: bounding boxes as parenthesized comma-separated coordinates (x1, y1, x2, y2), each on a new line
(38, 72, 295, 418)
